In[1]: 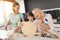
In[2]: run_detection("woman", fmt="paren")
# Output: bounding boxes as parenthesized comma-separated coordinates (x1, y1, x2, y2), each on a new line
(32, 8, 59, 38)
(32, 8, 50, 30)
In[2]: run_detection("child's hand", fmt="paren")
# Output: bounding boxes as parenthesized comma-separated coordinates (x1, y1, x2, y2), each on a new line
(18, 22, 23, 27)
(4, 26, 7, 31)
(35, 20, 41, 27)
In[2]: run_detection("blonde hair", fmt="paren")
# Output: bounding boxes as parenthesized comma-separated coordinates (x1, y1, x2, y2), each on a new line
(13, 2, 20, 7)
(32, 8, 45, 18)
(13, 2, 20, 14)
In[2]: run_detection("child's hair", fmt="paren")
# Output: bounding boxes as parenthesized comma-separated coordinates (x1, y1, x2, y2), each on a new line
(13, 2, 20, 13)
(13, 2, 20, 7)
(27, 11, 34, 17)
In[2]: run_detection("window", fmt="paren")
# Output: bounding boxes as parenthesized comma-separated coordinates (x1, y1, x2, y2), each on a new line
(0, 1, 13, 26)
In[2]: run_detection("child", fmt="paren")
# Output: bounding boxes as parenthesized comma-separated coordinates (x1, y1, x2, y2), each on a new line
(4, 2, 24, 30)
(27, 11, 34, 22)
(13, 11, 35, 37)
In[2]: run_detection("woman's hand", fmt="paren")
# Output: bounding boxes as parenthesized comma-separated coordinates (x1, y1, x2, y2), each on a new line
(40, 22, 50, 30)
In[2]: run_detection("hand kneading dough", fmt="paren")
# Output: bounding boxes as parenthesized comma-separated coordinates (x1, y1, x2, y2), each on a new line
(21, 22, 37, 36)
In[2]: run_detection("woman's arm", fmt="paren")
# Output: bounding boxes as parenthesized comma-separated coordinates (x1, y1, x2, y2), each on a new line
(40, 22, 50, 30)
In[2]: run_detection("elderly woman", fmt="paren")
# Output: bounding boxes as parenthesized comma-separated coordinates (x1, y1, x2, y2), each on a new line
(32, 8, 59, 38)
(32, 8, 50, 30)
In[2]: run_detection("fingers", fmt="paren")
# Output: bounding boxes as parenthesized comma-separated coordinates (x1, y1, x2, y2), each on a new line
(3, 26, 7, 31)
(18, 22, 23, 27)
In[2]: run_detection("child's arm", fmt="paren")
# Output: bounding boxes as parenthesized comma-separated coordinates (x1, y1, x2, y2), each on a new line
(20, 13, 25, 22)
(14, 22, 23, 33)
(4, 20, 10, 30)
(10, 22, 23, 37)
(22, 16, 25, 22)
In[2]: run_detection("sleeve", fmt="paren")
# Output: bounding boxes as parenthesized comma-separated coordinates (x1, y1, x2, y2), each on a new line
(46, 14, 59, 36)
(44, 20, 48, 25)
(20, 13, 23, 21)
(45, 14, 54, 31)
